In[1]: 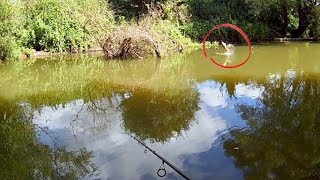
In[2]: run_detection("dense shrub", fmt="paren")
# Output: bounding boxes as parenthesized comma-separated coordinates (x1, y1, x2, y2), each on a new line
(101, 17, 199, 59)
(0, 37, 21, 61)
(182, 21, 220, 41)
(241, 23, 271, 42)
(186, 0, 320, 41)
(0, 0, 22, 60)
(310, 8, 320, 38)
(0, 0, 114, 60)
(101, 1, 199, 59)
(150, 19, 198, 55)
(21, 0, 114, 52)
(23, 0, 87, 51)
(162, 1, 190, 24)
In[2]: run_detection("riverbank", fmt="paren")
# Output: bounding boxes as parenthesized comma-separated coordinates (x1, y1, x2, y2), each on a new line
(20, 39, 320, 60)
(1, 0, 319, 61)
(20, 47, 104, 60)
(0, 0, 201, 61)
(274, 38, 319, 42)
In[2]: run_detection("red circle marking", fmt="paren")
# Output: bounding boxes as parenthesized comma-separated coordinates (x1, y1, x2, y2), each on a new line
(202, 23, 252, 69)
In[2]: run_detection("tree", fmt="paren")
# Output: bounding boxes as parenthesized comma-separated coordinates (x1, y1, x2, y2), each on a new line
(108, 0, 162, 19)
(291, 0, 320, 37)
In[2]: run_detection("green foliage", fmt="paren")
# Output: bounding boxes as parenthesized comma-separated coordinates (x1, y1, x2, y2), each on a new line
(22, 0, 113, 52)
(310, 7, 320, 38)
(1, 0, 320, 60)
(108, 0, 163, 20)
(0, 0, 23, 60)
(0, 37, 21, 61)
(0, 0, 19, 36)
(182, 20, 271, 43)
(162, 1, 190, 24)
(74, 0, 115, 41)
(184, 0, 320, 41)
(150, 19, 199, 55)
(288, 13, 299, 29)
(241, 22, 271, 41)
(182, 21, 212, 41)
(167, 0, 255, 42)
(0, 0, 114, 60)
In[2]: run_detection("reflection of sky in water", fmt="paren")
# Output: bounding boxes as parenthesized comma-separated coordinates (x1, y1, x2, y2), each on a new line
(33, 80, 264, 180)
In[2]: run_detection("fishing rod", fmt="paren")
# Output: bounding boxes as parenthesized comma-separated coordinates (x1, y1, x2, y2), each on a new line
(128, 134, 191, 180)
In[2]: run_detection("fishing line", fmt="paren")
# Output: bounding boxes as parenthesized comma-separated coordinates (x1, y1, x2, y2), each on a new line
(128, 133, 191, 180)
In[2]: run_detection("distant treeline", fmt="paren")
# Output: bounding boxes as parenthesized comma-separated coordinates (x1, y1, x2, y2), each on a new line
(1, 0, 319, 60)
(111, 0, 320, 41)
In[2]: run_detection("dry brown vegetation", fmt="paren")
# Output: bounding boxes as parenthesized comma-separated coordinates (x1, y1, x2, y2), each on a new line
(101, 27, 161, 59)
(99, 1, 197, 60)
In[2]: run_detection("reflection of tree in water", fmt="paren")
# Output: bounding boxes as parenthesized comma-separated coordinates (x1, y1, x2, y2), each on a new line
(213, 76, 262, 97)
(222, 77, 237, 97)
(121, 88, 199, 143)
(223, 72, 320, 179)
(0, 98, 96, 179)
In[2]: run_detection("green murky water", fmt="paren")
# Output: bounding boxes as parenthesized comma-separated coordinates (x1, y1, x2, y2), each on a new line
(1, 42, 320, 179)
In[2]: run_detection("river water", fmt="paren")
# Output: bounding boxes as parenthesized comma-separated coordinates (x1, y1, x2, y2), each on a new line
(1, 42, 320, 179)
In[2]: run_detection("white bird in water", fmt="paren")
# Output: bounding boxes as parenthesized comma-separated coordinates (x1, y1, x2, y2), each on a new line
(216, 41, 234, 66)
(221, 41, 234, 56)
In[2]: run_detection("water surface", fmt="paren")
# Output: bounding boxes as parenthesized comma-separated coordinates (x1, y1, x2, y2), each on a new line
(1, 42, 320, 179)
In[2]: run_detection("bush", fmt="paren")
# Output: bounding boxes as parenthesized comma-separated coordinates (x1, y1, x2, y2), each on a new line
(150, 19, 199, 55)
(182, 21, 213, 41)
(310, 7, 320, 38)
(101, 18, 200, 59)
(0, 0, 114, 60)
(0, 0, 23, 60)
(241, 23, 271, 42)
(0, 37, 21, 61)
(101, 1, 200, 60)
(102, 26, 161, 59)
(22, 0, 89, 52)
(21, 0, 114, 52)
(162, 1, 191, 24)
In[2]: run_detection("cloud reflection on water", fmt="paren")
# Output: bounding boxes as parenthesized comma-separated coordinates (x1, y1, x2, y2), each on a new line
(33, 80, 264, 179)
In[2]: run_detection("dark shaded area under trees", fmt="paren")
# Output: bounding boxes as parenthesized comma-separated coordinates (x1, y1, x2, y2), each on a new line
(110, 0, 320, 41)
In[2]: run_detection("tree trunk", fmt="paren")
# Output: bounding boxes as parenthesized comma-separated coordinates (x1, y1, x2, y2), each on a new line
(281, 0, 289, 36)
(309, 0, 320, 37)
(291, 0, 315, 38)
